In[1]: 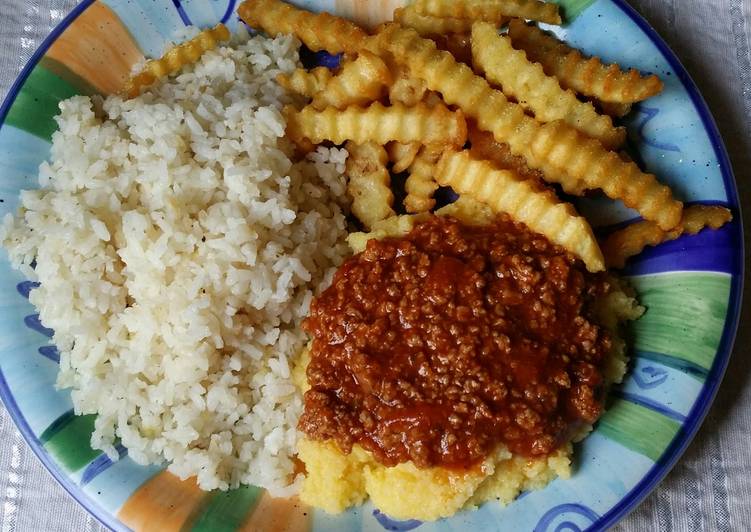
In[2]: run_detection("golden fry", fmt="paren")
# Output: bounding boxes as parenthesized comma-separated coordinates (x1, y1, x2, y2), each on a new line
(404, 144, 444, 213)
(421, 91, 445, 108)
(388, 67, 428, 106)
(602, 205, 732, 268)
(345, 141, 396, 229)
(468, 126, 551, 187)
(123, 24, 230, 98)
(347, 213, 432, 253)
(276, 67, 332, 99)
(472, 22, 625, 149)
(414, 0, 561, 25)
(312, 51, 392, 110)
(598, 101, 632, 118)
(237, 0, 366, 54)
(283, 101, 468, 146)
(377, 24, 682, 230)
(435, 196, 496, 226)
(435, 150, 604, 271)
(394, 6, 476, 36)
(387, 141, 421, 173)
(530, 120, 681, 230)
(507, 20, 663, 103)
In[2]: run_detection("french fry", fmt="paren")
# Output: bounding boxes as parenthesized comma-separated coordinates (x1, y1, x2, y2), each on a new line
(602, 205, 732, 268)
(421, 91, 445, 108)
(468, 126, 555, 189)
(404, 144, 444, 213)
(277, 67, 333, 99)
(414, 0, 561, 25)
(123, 24, 230, 98)
(283, 101, 468, 146)
(377, 24, 682, 230)
(388, 66, 428, 106)
(237, 0, 367, 54)
(597, 101, 632, 118)
(345, 141, 395, 229)
(387, 141, 421, 173)
(312, 51, 392, 110)
(507, 19, 663, 103)
(394, 6, 476, 36)
(472, 22, 625, 149)
(347, 213, 433, 253)
(435, 150, 604, 271)
(531, 119, 681, 230)
(435, 196, 496, 226)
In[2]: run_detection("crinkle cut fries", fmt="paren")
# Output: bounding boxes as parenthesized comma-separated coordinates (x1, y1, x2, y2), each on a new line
(231, 0, 729, 269)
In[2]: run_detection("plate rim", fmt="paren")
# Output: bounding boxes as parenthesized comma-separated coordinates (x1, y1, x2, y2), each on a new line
(0, 1, 743, 531)
(0, 5, 126, 532)
(593, 0, 745, 528)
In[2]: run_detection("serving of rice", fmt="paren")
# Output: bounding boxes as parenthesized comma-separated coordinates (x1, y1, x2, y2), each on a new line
(1, 30, 350, 494)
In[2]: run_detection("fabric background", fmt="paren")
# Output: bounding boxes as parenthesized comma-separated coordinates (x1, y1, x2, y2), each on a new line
(0, 1, 748, 530)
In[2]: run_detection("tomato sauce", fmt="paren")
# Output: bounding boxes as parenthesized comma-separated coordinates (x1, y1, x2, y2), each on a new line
(299, 215, 612, 469)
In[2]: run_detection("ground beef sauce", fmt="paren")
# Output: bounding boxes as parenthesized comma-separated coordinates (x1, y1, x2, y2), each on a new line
(299, 215, 613, 470)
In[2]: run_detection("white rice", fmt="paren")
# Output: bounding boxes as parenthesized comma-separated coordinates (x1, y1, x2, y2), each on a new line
(1, 30, 351, 495)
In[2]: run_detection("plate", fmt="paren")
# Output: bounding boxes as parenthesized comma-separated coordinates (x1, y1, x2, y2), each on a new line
(0, 1, 742, 530)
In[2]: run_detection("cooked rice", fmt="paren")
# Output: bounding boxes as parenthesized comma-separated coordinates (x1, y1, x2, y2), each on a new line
(1, 30, 351, 495)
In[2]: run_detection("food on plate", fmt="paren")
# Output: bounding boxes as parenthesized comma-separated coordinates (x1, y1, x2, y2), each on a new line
(1, 30, 352, 494)
(413, 0, 561, 25)
(468, 125, 551, 187)
(296, 214, 643, 519)
(237, 0, 366, 53)
(345, 141, 395, 229)
(376, 23, 684, 231)
(311, 51, 392, 110)
(123, 23, 230, 98)
(282, 101, 468, 146)
(602, 205, 733, 268)
(507, 19, 664, 103)
(404, 143, 443, 213)
(394, 6, 480, 36)
(597, 100, 633, 118)
(277, 66, 333, 98)
(387, 141, 421, 173)
(435, 195, 496, 226)
(1, 0, 735, 524)
(435, 150, 604, 271)
(472, 22, 626, 149)
(388, 66, 429, 105)
(531, 119, 683, 230)
(421, 89, 446, 107)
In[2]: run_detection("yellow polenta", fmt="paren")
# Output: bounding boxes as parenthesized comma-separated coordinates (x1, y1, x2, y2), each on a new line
(296, 205, 643, 521)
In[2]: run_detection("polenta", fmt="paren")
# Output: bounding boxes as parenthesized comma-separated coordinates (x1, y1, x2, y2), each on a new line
(294, 207, 643, 521)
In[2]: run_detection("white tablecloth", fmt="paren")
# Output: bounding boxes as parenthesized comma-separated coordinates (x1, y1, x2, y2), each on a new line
(0, 1, 749, 530)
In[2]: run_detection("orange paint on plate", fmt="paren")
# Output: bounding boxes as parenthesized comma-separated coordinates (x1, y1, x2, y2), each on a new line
(118, 471, 209, 532)
(45, 2, 144, 95)
(239, 493, 312, 532)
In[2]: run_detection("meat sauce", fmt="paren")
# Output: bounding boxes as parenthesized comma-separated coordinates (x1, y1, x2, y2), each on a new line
(299, 215, 612, 469)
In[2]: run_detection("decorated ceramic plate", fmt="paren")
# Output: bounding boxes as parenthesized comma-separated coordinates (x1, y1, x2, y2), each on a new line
(0, 0, 742, 530)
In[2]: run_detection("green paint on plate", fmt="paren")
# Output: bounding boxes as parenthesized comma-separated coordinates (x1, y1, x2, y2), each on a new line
(627, 272, 731, 371)
(39, 57, 98, 97)
(634, 350, 708, 381)
(187, 485, 263, 532)
(551, 0, 596, 21)
(41, 413, 101, 472)
(598, 400, 680, 461)
(4, 64, 84, 141)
